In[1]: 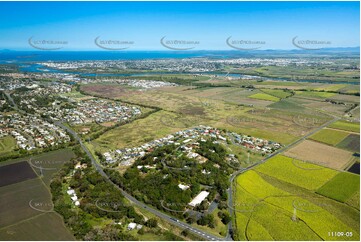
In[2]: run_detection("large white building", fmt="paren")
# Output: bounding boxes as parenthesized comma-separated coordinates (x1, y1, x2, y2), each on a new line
(188, 191, 209, 207)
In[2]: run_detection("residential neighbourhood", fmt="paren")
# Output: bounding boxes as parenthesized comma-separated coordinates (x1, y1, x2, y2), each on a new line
(101, 125, 282, 168)
(0, 113, 70, 150)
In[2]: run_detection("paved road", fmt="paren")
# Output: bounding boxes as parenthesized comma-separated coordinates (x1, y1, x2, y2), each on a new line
(57, 122, 224, 241)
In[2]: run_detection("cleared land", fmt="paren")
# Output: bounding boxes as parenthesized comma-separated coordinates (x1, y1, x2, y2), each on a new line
(284, 140, 354, 170)
(0, 161, 37, 187)
(0, 213, 74, 241)
(317, 172, 360, 202)
(309, 128, 350, 146)
(0, 150, 75, 240)
(0, 178, 51, 228)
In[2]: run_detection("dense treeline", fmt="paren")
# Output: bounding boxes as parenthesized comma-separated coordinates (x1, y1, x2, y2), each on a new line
(106, 138, 233, 227)
(50, 146, 139, 240)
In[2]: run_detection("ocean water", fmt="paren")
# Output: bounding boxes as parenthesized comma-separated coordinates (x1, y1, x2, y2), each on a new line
(0, 50, 251, 63)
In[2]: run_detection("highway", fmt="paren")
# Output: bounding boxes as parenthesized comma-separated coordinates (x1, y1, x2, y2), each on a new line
(56, 121, 225, 241)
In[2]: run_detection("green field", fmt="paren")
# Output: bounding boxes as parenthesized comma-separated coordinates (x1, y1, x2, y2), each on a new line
(248, 93, 280, 102)
(329, 120, 360, 133)
(317, 172, 360, 202)
(309, 128, 351, 146)
(267, 99, 305, 112)
(255, 155, 338, 190)
(314, 84, 347, 92)
(295, 91, 336, 99)
(261, 89, 292, 99)
(0, 136, 17, 155)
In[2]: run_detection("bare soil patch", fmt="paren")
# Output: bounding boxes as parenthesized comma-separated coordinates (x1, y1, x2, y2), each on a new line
(284, 140, 354, 170)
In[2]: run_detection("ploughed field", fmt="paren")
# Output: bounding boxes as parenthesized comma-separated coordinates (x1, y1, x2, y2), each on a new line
(0, 149, 75, 240)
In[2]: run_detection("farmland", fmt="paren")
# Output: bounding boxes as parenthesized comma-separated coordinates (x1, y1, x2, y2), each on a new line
(248, 93, 280, 102)
(0, 149, 76, 240)
(314, 84, 347, 92)
(0, 161, 37, 187)
(260, 89, 293, 99)
(317, 172, 360, 202)
(235, 64, 360, 83)
(233, 162, 360, 241)
(0, 213, 74, 241)
(329, 120, 360, 133)
(284, 140, 354, 170)
(309, 128, 350, 146)
(295, 91, 336, 99)
(254, 155, 338, 190)
(337, 134, 360, 153)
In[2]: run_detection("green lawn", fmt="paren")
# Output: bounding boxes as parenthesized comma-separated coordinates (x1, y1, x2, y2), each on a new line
(0, 135, 17, 154)
(309, 128, 351, 146)
(329, 120, 360, 133)
(317, 172, 360, 202)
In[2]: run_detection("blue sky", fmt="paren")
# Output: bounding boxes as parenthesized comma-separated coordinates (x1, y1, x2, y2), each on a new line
(0, 1, 359, 50)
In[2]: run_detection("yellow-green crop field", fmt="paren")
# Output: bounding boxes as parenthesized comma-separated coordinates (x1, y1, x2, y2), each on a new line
(295, 91, 336, 99)
(329, 120, 360, 133)
(261, 89, 292, 99)
(248, 93, 280, 102)
(254, 155, 338, 190)
(233, 166, 360, 241)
